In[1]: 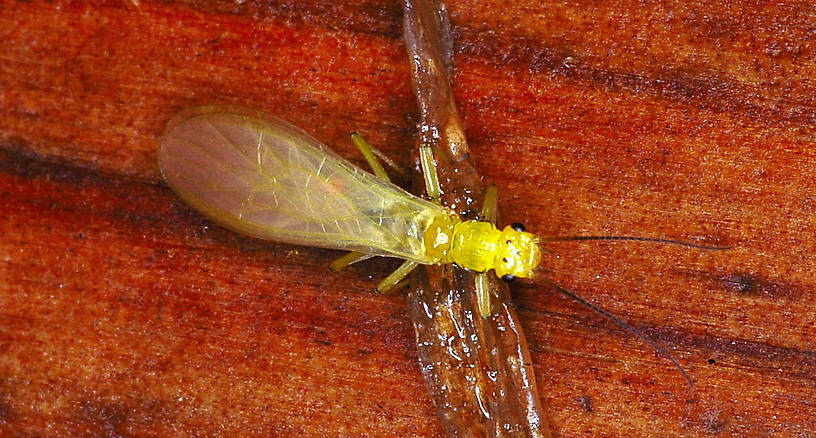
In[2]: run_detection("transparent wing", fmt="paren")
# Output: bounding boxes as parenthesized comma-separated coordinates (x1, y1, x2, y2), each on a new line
(159, 106, 448, 263)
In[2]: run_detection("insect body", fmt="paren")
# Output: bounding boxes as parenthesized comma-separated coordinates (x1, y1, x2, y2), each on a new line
(159, 106, 541, 289)
(424, 216, 540, 280)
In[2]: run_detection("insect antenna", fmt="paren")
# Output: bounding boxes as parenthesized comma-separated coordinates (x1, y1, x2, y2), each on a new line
(540, 235, 730, 251)
(539, 277, 695, 388)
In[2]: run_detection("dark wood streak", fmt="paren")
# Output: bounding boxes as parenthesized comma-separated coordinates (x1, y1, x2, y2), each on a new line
(681, 268, 808, 302)
(454, 28, 816, 130)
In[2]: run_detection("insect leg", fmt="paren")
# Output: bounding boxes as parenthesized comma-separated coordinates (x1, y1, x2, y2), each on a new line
(330, 133, 405, 271)
(350, 132, 407, 181)
(328, 251, 367, 271)
(376, 260, 419, 293)
(350, 132, 390, 181)
(469, 184, 500, 317)
(328, 251, 367, 272)
(481, 184, 498, 223)
(419, 144, 442, 201)
(474, 273, 492, 318)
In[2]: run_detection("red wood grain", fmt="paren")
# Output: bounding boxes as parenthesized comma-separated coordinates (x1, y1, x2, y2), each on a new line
(1, 1, 815, 436)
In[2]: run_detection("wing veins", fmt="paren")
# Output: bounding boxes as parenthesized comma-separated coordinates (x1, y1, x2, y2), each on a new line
(165, 110, 446, 261)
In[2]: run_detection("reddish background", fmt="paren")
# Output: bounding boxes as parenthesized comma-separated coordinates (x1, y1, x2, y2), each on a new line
(1, 1, 814, 436)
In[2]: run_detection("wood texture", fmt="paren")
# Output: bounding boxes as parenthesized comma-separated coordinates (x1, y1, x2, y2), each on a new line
(1, 0, 814, 436)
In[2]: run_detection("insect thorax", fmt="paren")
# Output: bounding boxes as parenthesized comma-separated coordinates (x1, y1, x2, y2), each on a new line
(422, 215, 541, 278)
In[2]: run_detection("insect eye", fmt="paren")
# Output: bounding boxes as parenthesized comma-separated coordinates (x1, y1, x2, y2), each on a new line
(511, 222, 525, 232)
(501, 274, 516, 283)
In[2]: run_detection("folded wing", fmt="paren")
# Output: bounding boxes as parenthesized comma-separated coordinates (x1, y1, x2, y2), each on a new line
(159, 106, 447, 263)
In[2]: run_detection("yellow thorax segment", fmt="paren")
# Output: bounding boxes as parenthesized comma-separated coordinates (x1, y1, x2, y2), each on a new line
(422, 215, 542, 279)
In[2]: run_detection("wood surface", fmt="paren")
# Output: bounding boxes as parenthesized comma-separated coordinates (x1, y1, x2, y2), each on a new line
(1, 0, 814, 436)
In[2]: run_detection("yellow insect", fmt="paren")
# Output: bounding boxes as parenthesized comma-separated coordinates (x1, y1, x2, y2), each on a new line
(159, 106, 539, 316)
